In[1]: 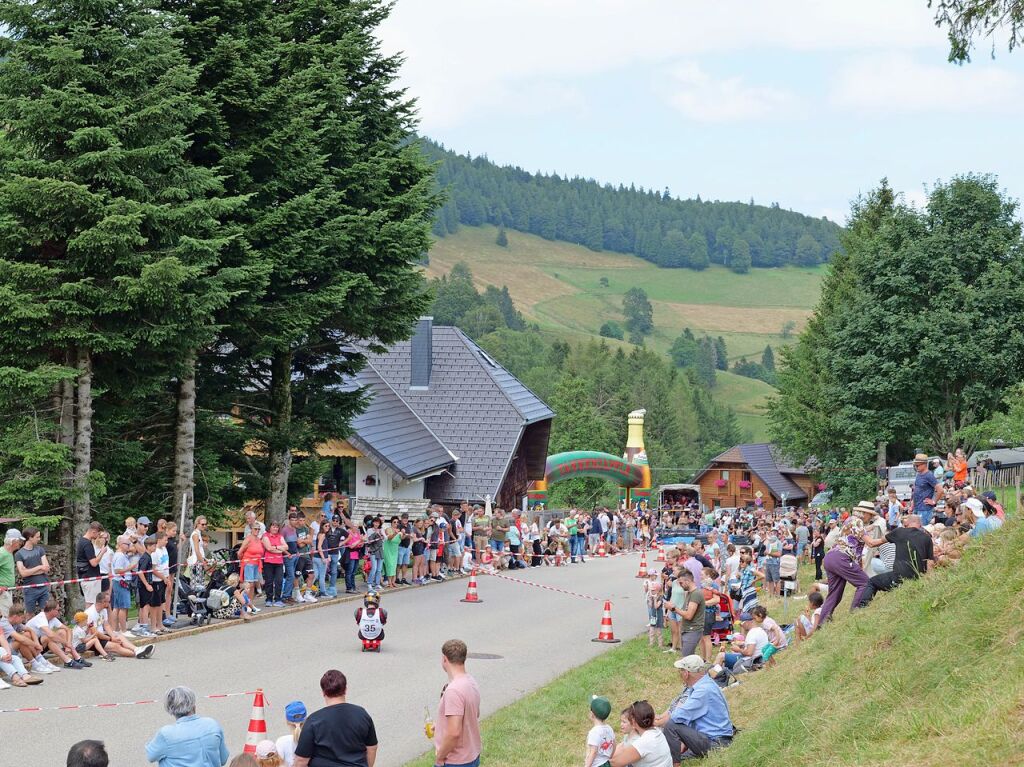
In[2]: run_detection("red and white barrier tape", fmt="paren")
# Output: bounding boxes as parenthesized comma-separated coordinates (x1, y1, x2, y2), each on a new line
(478, 571, 605, 602)
(0, 689, 259, 715)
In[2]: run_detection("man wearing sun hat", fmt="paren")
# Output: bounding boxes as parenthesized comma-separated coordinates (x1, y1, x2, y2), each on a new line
(654, 655, 734, 760)
(910, 453, 943, 526)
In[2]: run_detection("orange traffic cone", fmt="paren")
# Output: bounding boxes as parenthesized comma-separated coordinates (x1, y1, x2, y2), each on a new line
(655, 544, 666, 562)
(460, 569, 483, 603)
(597, 539, 607, 558)
(243, 689, 267, 754)
(592, 600, 621, 643)
(635, 550, 648, 578)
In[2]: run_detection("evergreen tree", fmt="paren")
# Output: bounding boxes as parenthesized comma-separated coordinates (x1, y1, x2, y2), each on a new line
(432, 263, 481, 325)
(795, 233, 821, 266)
(496, 225, 509, 247)
(762, 345, 776, 371)
(0, 0, 236, 583)
(192, 0, 436, 522)
(689, 232, 710, 270)
(714, 337, 729, 370)
(693, 338, 717, 387)
(731, 238, 752, 273)
(669, 330, 699, 368)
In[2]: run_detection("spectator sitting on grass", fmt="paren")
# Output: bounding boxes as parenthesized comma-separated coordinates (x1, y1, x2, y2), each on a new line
(609, 700, 672, 767)
(715, 611, 768, 672)
(795, 591, 824, 641)
(655, 655, 734, 761)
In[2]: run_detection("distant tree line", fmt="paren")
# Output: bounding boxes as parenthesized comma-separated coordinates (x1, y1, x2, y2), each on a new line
(423, 139, 842, 272)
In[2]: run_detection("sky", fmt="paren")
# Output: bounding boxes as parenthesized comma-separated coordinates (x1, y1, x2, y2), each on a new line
(378, 1, 1024, 223)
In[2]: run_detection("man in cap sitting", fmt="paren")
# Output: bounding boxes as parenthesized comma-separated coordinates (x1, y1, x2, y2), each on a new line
(654, 654, 734, 761)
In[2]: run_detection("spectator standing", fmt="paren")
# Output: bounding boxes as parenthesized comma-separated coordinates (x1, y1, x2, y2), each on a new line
(15, 526, 51, 615)
(146, 686, 229, 767)
(470, 506, 490, 563)
(323, 516, 345, 596)
(671, 571, 705, 658)
(293, 670, 378, 767)
(187, 517, 210, 593)
(342, 523, 364, 594)
(489, 508, 510, 562)
(238, 523, 266, 608)
(153, 532, 173, 627)
(396, 513, 412, 586)
(76, 522, 105, 607)
(382, 517, 400, 588)
(67, 740, 109, 767)
(364, 516, 384, 590)
(281, 511, 300, 603)
(0, 528, 24, 618)
(811, 530, 826, 580)
(110, 536, 137, 634)
(262, 522, 287, 607)
(911, 453, 943, 526)
(433, 639, 481, 767)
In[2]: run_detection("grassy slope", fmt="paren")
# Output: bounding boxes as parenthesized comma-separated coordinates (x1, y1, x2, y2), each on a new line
(405, 502, 1023, 767)
(427, 225, 822, 441)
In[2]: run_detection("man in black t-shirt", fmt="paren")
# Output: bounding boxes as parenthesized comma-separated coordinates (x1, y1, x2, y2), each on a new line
(294, 669, 378, 767)
(856, 514, 934, 607)
(76, 522, 105, 607)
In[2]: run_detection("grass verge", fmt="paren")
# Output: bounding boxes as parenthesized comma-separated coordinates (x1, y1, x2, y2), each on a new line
(406, 511, 1024, 767)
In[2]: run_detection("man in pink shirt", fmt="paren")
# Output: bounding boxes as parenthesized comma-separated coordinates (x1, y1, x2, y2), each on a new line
(433, 639, 481, 767)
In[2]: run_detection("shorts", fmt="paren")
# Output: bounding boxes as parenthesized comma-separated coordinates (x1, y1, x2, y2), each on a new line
(446, 542, 462, 559)
(0, 589, 12, 617)
(295, 556, 312, 577)
(397, 547, 411, 566)
(23, 586, 50, 615)
(111, 581, 133, 610)
(140, 582, 165, 607)
(796, 542, 806, 557)
(765, 560, 781, 583)
(81, 577, 103, 605)
(703, 611, 716, 636)
(490, 540, 505, 552)
(426, 548, 437, 562)
(666, 610, 681, 623)
(243, 564, 261, 583)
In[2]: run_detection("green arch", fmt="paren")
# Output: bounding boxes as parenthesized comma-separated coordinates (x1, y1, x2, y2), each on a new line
(545, 451, 645, 487)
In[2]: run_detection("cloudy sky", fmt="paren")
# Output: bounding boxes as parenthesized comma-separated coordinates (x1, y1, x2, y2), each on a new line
(378, 1, 1024, 222)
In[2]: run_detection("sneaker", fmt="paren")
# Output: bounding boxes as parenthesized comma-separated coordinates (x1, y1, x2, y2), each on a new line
(78, 658, 93, 667)
(122, 630, 138, 639)
(0, 677, 9, 689)
(30, 661, 53, 675)
(135, 645, 155, 659)
(44, 659, 62, 673)
(64, 660, 85, 670)
(303, 593, 317, 603)
(103, 655, 116, 662)
(162, 617, 176, 627)
(345, 589, 358, 594)
(275, 601, 287, 607)
(250, 606, 262, 613)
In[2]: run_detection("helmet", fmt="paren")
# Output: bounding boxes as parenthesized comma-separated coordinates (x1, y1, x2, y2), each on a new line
(364, 593, 380, 608)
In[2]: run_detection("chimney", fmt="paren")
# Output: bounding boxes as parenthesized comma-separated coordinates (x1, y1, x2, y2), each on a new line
(410, 316, 432, 389)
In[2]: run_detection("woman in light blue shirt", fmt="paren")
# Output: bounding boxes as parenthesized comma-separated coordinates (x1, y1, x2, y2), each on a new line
(146, 686, 229, 767)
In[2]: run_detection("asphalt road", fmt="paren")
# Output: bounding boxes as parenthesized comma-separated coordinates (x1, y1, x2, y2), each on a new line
(9, 553, 644, 767)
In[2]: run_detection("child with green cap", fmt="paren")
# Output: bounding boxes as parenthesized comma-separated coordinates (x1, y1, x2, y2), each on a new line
(585, 694, 615, 767)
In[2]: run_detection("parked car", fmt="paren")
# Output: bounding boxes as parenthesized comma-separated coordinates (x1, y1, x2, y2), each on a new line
(809, 490, 833, 508)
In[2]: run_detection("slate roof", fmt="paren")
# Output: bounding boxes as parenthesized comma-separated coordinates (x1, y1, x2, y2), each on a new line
(345, 366, 456, 480)
(364, 325, 554, 502)
(699, 442, 808, 501)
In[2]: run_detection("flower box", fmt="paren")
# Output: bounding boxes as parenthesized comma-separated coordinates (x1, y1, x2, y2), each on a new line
(714, 479, 727, 488)
(738, 480, 752, 489)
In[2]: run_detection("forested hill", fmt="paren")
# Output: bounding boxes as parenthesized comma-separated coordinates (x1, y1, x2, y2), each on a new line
(423, 139, 843, 271)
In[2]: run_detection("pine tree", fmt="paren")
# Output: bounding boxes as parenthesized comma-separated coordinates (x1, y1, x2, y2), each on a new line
(689, 232, 710, 270)
(496, 225, 509, 247)
(0, 0, 236, 597)
(762, 345, 776, 371)
(731, 238, 753, 274)
(191, 0, 435, 523)
(715, 337, 729, 370)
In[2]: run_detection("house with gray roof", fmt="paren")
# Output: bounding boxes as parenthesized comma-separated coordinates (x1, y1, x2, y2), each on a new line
(320, 317, 554, 518)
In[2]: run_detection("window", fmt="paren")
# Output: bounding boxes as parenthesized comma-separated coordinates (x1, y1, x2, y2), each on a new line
(743, 471, 751, 482)
(720, 470, 730, 480)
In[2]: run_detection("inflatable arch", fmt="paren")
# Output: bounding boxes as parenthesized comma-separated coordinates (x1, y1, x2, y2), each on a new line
(528, 409, 652, 508)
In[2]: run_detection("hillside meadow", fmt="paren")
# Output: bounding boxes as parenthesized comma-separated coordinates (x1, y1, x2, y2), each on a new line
(427, 225, 825, 440)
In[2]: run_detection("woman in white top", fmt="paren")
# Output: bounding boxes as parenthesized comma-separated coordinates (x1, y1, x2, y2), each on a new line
(96, 531, 113, 592)
(187, 516, 209, 590)
(610, 700, 672, 767)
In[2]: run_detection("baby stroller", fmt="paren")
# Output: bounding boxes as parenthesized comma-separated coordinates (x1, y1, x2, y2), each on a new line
(779, 554, 799, 597)
(708, 592, 737, 645)
(178, 565, 229, 625)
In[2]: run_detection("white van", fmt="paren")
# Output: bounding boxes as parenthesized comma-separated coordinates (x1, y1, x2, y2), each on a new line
(887, 462, 917, 501)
